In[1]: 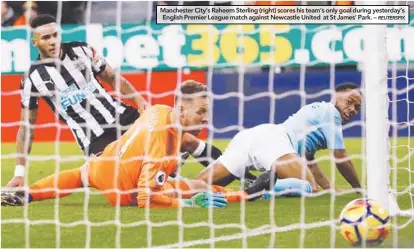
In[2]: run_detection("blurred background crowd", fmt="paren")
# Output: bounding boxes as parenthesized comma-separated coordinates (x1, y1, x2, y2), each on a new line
(3, 1, 412, 27)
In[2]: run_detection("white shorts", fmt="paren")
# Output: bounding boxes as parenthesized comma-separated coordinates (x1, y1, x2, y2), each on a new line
(218, 124, 297, 178)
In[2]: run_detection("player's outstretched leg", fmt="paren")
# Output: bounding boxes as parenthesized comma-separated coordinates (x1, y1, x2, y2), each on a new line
(1, 167, 84, 206)
(213, 170, 257, 187)
(193, 161, 269, 202)
(255, 153, 317, 200)
(243, 154, 317, 201)
(272, 153, 317, 191)
(193, 161, 238, 186)
(180, 133, 256, 186)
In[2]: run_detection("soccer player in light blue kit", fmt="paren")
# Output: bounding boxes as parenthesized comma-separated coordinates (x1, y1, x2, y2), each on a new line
(194, 83, 362, 200)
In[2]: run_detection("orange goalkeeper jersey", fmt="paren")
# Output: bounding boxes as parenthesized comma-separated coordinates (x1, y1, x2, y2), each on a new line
(87, 105, 181, 207)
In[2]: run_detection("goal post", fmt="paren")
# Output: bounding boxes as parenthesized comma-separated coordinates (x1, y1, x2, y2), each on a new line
(363, 1, 414, 217)
(363, 1, 394, 214)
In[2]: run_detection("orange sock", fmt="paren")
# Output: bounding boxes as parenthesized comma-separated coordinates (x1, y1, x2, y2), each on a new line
(211, 185, 247, 203)
(29, 168, 83, 201)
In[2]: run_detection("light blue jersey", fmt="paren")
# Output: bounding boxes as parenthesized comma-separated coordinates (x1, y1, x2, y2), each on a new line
(282, 101, 345, 156)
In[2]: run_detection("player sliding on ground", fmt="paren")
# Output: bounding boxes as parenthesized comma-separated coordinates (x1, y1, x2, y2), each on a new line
(195, 83, 363, 199)
(1, 81, 241, 208)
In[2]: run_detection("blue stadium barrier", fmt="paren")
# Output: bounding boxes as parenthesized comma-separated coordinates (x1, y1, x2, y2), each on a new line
(210, 69, 413, 139)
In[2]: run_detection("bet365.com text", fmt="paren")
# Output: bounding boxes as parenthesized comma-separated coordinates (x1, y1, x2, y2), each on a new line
(156, 5, 409, 24)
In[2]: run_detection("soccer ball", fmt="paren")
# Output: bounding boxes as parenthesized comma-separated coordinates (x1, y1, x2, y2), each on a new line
(339, 198, 391, 246)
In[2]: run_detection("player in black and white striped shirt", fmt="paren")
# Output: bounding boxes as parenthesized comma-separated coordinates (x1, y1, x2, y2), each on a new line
(22, 40, 141, 152)
(6, 14, 226, 189)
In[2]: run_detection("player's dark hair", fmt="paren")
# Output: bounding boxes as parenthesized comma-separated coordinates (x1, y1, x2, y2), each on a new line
(335, 82, 359, 92)
(30, 14, 56, 29)
(175, 80, 208, 102)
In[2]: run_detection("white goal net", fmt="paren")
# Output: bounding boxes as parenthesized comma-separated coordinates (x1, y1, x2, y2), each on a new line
(1, 1, 413, 248)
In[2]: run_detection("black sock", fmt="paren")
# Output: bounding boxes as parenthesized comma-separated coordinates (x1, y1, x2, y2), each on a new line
(192, 142, 222, 167)
(213, 171, 257, 187)
(213, 174, 237, 187)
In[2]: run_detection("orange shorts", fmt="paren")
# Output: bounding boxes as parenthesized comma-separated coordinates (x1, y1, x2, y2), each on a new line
(85, 157, 185, 206)
(85, 158, 138, 206)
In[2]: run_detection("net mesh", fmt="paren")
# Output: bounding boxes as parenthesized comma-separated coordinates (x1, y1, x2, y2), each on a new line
(1, 1, 413, 248)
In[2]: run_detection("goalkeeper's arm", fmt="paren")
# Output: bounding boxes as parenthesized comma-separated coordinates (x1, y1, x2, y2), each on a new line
(136, 165, 227, 208)
(306, 154, 331, 190)
(6, 108, 38, 188)
(333, 149, 362, 191)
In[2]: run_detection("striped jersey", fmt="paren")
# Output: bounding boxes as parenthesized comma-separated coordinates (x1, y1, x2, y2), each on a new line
(21, 42, 134, 150)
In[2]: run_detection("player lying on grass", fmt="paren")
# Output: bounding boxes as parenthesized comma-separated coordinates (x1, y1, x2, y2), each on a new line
(194, 83, 363, 199)
(1, 81, 245, 208)
(6, 14, 227, 190)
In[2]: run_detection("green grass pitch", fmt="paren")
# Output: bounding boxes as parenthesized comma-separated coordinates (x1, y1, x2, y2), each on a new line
(1, 138, 414, 248)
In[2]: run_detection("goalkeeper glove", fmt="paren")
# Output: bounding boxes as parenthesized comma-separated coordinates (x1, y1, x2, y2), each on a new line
(181, 192, 228, 208)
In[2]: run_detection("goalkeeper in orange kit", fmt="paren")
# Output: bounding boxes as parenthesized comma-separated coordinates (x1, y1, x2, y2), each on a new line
(1, 80, 241, 208)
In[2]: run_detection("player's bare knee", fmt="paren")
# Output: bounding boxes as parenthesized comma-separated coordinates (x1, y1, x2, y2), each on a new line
(187, 179, 208, 190)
